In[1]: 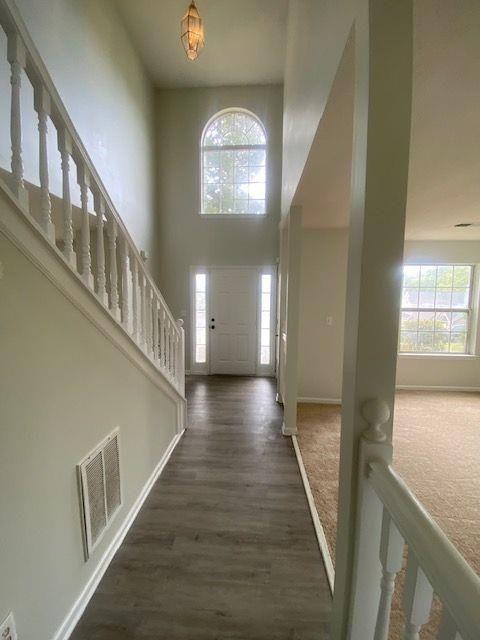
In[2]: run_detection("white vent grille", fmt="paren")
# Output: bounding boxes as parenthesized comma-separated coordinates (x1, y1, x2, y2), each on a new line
(78, 429, 121, 558)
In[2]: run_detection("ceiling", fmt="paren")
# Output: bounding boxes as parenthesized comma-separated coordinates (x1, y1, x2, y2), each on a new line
(115, 0, 288, 88)
(295, 0, 480, 241)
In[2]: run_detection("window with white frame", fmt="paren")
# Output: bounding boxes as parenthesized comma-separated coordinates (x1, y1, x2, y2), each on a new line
(201, 109, 267, 215)
(260, 274, 272, 365)
(194, 273, 207, 363)
(399, 264, 474, 354)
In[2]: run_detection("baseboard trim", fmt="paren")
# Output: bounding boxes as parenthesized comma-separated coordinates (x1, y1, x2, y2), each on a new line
(292, 435, 335, 595)
(53, 429, 185, 640)
(297, 397, 341, 405)
(281, 421, 297, 437)
(396, 385, 480, 392)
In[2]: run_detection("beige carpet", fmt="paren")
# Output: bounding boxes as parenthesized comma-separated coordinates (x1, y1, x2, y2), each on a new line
(297, 391, 480, 638)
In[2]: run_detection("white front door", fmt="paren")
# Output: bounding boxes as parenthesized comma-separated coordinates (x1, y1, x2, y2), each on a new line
(209, 268, 258, 375)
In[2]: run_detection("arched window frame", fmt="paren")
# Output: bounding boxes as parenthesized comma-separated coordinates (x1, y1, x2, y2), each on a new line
(200, 108, 268, 216)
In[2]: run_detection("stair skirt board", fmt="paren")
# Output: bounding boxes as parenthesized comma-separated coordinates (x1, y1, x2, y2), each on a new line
(53, 429, 185, 640)
(292, 435, 335, 594)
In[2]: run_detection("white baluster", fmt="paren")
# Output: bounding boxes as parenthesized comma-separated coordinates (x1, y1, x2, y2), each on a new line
(139, 271, 146, 349)
(160, 307, 166, 369)
(7, 34, 28, 207)
(145, 281, 152, 355)
(93, 192, 107, 306)
(120, 237, 130, 330)
(374, 510, 405, 640)
(107, 214, 120, 320)
(57, 129, 76, 267)
(131, 255, 139, 341)
(176, 319, 186, 396)
(165, 318, 171, 374)
(438, 608, 462, 640)
(403, 554, 434, 640)
(34, 85, 55, 242)
(153, 298, 159, 363)
(77, 164, 94, 288)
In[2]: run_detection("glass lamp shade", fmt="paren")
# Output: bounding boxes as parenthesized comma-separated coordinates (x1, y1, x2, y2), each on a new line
(181, 1, 205, 61)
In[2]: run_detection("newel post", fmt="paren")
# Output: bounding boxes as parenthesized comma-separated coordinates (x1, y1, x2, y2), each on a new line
(348, 399, 393, 639)
(176, 319, 186, 396)
(7, 32, 28, 208)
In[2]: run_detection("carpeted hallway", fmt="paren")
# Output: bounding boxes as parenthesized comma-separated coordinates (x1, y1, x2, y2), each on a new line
(296, 390, 480, 639)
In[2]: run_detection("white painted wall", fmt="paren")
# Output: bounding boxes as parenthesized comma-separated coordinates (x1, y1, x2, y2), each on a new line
(298, 230, 480, 399)
(155, 85, 283, 369)
(282, 0, 354, 216)
(0, 0, 158, 270)
(0, 223, 179, 640)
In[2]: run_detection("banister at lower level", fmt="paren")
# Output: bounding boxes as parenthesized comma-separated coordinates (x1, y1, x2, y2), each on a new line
(368, 460, 480, 640)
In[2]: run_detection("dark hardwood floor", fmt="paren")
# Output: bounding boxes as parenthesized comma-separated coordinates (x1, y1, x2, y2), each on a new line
(71, 375, 331, 639)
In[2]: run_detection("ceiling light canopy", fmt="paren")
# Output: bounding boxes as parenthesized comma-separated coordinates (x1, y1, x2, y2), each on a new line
(181, 1, 205, 61)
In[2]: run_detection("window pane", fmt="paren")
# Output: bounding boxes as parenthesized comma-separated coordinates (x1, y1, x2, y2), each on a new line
(401, 311, 418, 331)
(419, 289, 435, 308)
(451, 312, 467, 332)
(451, 288, 469, 308)
(400, 331, 417, 352)
(418, 311, 434, 330)
(402, 288, 419, 308)
(260, 346, 270, 365)
(196, 327, 206, 345)
(403, 266, 420, 287)
(433, 332, 450, 353)
(420, 265, 437, 287)
(262, 274, 271, 293)
(248, 199, 265, 214)
(435, 289, 452, 308)
(261, 310, 270, 330)
(196, 291, 206, 311)
(196, 344, 206, 363)
(437, 266, 453, 287)
(418, 332, 434, 352)
(453, 265, 471, 287)
(449, 333, 467, 353)
(248, 182, 265, 200)
(196, 273, 206, 292)
(435, 311, 451, 331)
(262, 293, 271, 311)
(261, 328, 270, 347)
(249, 149, 266, 165)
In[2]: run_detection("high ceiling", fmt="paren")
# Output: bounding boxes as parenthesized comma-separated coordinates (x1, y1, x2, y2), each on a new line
(295, 0, 480, 241)
(115, 0, 288, 88)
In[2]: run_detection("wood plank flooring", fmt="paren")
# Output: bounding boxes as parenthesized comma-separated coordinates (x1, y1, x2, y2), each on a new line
(71, 375, 331, 639)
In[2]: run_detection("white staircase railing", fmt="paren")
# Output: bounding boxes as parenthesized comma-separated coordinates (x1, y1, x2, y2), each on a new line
(349, 399, 480, 640)
(0, 0, 185, 397)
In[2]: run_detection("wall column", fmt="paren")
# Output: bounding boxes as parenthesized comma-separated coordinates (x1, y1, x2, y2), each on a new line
(281, 205, 302, 436)
(276, 218, 289, 403)
(331, 0, 413, 638)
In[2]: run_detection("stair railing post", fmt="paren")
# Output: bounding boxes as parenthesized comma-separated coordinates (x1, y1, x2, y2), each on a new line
(34, 84, 55, 242)
(176, 319, 185, 396)
(107, 213, 120, 321)
(120, 236, 130, 330)
(92, 191, 108, 306)
(57, 128, 76, 268)
(7, 32, 29, 208)
(348, 399, 393, 639)
(76, 163, 94, 289)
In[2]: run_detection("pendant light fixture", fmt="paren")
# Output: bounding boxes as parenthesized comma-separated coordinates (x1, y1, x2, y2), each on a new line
(180, 1, 205, 61)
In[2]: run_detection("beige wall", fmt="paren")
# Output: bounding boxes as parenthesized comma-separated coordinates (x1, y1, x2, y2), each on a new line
(0, 0, 158, 271)
(155, 85, 284, 369)
(0, 225, 178, 640)
(282, 0, 354, 216)
(298, 230, 480, 399)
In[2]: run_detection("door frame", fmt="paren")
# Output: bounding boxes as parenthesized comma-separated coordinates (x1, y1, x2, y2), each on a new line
(189, 265, 277, 377)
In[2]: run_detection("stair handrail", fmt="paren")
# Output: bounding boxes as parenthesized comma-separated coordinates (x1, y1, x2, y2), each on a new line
(0, 0, 185, 396)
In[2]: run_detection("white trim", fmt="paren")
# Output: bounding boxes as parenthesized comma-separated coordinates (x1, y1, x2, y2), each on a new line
(53, 429, 185, 640)
(292, 435, 335, 594)
(396, 385, 480, 392)
(297, 397, 342, 404)
(199, 213, 268, 219)
(398, 353, 479, 361)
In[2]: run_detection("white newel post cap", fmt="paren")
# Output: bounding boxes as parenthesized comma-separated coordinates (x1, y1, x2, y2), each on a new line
(177, 318, 184, 329)
(361, 398, 391, 442)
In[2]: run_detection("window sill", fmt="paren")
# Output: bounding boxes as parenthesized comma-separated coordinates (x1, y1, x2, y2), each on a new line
(398, 353, 479, 361)
(199, 212, 267, 219)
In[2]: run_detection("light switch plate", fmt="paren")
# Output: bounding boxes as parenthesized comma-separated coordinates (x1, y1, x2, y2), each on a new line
(0, 613, 17, 640)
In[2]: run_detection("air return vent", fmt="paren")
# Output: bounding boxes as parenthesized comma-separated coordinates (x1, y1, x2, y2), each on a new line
(78, 428, 121, 559)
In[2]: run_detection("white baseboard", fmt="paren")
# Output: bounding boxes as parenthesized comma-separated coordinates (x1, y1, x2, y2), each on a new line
(396, 385, 480, 392)
(53, 429, 185, 640)
(292, 435, 335, 594)
(297, 397, 341, 405)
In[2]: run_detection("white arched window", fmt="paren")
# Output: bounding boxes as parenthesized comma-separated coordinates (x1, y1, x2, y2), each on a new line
(201, 109, 267, 215)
